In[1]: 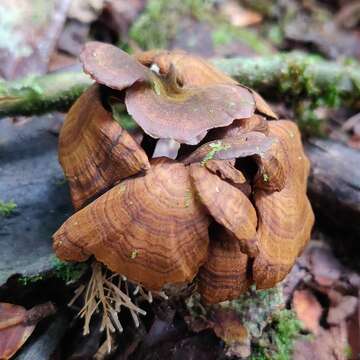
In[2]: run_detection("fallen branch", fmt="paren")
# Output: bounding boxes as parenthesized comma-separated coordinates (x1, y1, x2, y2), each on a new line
(0, 71, 92, 118)
(305, 138, 360, 247)
(0, 53, 359, 119)
(214, 53, 360, 106)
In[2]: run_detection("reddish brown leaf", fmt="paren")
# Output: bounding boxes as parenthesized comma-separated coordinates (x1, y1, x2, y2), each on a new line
(327, 296, 358, 325)
(309, 246, 343, 287)
(294, 325, 348, 360)
(211, 309, 250, 358)
(0, 303, 34, 359)
(293, 290, 323, 334)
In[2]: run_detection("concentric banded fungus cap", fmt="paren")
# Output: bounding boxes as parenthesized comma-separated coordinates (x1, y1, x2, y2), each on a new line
(197, 227, 252, 304)
(53, 158, 210, 290)
(183, 133, 286, 192)
(252, 120, 315, 289)
(59, 84, 150, 209)
(54, 43, 314, 304)
(189, 164, 258, 257)
(203, 160, 251, 195)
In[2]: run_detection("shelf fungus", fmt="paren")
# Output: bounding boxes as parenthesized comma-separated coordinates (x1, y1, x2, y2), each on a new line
(53, 42, 314, 319)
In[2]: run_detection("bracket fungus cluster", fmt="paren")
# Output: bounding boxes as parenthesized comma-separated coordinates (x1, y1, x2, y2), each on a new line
(53, 42, 314, 305)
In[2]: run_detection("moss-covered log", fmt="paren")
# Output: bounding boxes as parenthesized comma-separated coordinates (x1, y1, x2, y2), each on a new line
(0, 72, 92, 118)
(214, 53, 360, 107)
(0, 53, 359, 119)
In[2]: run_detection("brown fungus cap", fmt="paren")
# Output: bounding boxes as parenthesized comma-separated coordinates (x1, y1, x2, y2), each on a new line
(59, 84, 150, 209)
(136, 49, 238, 87)
(197, 227, 252, 305)
(203, 160, 251, 195)
(54, 44, 313, 304)
(182, 133, 285, 193)
(249, 89, 278, 119)
(53, 158, 210, 290)
(80, 41, 150, 91)
(212, 114, 270, 139)
(189, 164, 258, 257)
(252, 120, 315, 289)
(136, 50, 277, 120)
(182, 132, 275, 164)
(125, 81, 256, 145)
(80, 42, 259, 145)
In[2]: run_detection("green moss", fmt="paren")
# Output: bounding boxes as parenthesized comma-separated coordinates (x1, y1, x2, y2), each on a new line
(212, 26, 232, 46)
(0, 200, 17, 216)
(201, 141, 230, 166)
(52, 257, 87, 283)
(111, 103, 138, 131)
(18, 274, 44, 286)
(130, 0, 271, 55)
(251, 310, 302, 360)
(17, 258, 86, 286)
(212, 23, 272, 55)
(184, 189, 192, 208)
(130, 0, 212, 49)
(294, 101, 326, 137)
(344, 344, 353, 359)
(130, 249, 139, 259)
(266, 25, 284, 47)
(186, 286, 299, 358)
(263, 173, 269, 183)
(219, 286, 284, 339)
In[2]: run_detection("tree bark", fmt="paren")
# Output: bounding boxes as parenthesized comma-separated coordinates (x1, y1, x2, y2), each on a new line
(305, 139, 360, 249)
(0, 72, 92, 118)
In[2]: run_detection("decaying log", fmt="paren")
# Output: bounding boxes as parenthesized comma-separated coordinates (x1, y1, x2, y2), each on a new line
(305, 139, 360, 247)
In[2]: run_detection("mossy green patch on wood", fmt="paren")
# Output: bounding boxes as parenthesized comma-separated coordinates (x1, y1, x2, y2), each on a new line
(251, 310, 302, 360)
(111, 102, 138, 131)
(130, 0, 212, 50)
(52, 257, 87, 283)
(129, 0, 272, 55)
(211, 23, 272, 55)
(18, 257, 87, 285)
(0, 200, 17, 217)
(186, 286, 302, 358)
(201, 141, 231, 166)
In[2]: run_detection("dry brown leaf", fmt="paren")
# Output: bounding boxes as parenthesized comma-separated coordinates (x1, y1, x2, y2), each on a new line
(294, 324, 348, 360)
(327, 296, 358, 325)
(0, 302, 56, 359)
(309, 246, 343, 287)
(219, 0, 262, 28)
(293, 290, 322, 334)
(211, 309, 250, 358)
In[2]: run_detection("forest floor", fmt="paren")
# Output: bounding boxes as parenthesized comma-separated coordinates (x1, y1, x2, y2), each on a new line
(0, 0, 359, 359)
